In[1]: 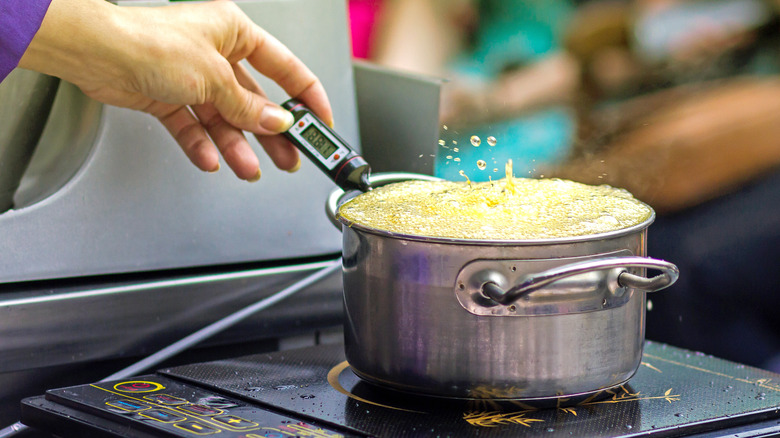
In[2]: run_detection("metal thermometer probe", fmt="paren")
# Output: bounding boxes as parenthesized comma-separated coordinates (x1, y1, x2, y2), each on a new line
(282, 99, 372, 192)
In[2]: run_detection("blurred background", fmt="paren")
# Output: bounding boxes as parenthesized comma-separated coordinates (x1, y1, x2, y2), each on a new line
(347, 0, 780, 372)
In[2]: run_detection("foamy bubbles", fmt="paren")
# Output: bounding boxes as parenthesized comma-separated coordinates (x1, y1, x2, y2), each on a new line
(338, 178, 653, 241)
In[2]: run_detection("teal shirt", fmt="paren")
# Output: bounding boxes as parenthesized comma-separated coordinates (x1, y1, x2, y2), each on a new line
(436, 0, 576, 182)
(452, 0, 574, 79)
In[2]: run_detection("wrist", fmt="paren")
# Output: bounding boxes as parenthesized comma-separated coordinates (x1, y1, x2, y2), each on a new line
(19, 0, 129, 85)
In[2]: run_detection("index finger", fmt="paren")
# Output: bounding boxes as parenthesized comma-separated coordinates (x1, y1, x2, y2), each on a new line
(245, 26, 334, 127)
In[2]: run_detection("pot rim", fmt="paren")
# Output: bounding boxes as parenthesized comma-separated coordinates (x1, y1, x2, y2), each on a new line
(329, 172, 657, 245)
(336, 210, 656, 246)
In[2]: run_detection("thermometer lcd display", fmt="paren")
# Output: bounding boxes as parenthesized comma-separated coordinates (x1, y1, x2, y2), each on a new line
(301, 124, 338, 158)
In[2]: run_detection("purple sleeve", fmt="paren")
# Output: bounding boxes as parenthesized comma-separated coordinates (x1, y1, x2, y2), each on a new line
(0, 0, 54, 82)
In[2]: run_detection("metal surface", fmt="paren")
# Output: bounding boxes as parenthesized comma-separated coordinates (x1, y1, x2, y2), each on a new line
(456, 251, 632, 316)
(0, 260, 342, 374)
(341, 224, 651, 399)
(326, 175, 671, 399)
(474, 255, 679, 307)
(353, 60, 443, 175)
(0, 69, 59, 212)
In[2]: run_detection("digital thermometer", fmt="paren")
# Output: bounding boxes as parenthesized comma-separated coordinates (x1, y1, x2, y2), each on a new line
(282, 99, 371, 192)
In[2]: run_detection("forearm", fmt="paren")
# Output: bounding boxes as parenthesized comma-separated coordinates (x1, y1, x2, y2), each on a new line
(19, 0, 131, 86)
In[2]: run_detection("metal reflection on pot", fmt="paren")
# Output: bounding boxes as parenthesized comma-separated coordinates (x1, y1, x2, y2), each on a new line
(326, 172, 679, 400)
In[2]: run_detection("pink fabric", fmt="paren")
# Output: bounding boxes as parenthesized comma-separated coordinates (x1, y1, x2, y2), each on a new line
(348, 0, 382, 59)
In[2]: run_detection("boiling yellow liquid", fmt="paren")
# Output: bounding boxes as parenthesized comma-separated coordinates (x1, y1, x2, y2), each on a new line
(337, 177, 653, 240)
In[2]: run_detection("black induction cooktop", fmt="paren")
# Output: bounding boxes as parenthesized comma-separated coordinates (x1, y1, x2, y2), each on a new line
(21, 341, 780, 437)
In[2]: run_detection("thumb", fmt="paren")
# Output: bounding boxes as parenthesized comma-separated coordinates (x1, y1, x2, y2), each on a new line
(212, 70, 294, 135)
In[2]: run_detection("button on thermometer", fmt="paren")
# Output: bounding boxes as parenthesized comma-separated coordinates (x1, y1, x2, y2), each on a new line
(282, 99, 371, 192)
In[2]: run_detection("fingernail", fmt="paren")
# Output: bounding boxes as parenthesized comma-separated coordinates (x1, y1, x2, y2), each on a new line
(260, 105, 294, 132)
(287, 158, 302, 173)
(208, 163, 220, 173)
(327, 119, 335, 129)
(247, 169, 262, 182)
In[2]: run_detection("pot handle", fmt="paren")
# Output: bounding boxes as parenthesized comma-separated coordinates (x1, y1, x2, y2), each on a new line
(325, 172, 444, 230)
(481, 256, 679, 306)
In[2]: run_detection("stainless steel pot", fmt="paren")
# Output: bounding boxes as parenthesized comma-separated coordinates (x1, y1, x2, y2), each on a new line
(326, 173, 679, 401)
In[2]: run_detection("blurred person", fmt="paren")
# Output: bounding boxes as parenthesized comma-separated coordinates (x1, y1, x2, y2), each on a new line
(555, 0, 780, 373)
(1, 0, 334, 182)
(369, 0, 580, 181)
(556, 0, 780, 213)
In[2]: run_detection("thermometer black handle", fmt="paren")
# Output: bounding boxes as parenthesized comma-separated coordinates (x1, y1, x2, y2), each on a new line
(282, 99, 371, 192)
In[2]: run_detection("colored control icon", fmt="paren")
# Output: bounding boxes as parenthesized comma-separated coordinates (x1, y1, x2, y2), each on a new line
(177, 404, 223, 416)
(212, 415, 258, 430)
(139, 409, 187, 423)
(174, 421, 220, 435)
(113, 381, 165, 393)
(105, 399, 150, 412)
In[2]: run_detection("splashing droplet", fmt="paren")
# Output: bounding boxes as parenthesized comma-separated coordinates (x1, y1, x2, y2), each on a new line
(453, 148, 459, 153)
(438, 139, 445, 146)
(442, 125, 448, 130)
(458, 170, 471, 185)
(453, 157, 461, 162)
(477, 160, 487, 170)
(470, 135, 481, 147)
(504, 159, 516, 194)
(487, 136, 497, 146)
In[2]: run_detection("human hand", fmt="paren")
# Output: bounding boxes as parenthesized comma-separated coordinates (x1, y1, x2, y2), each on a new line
(20, 0, 333, 182)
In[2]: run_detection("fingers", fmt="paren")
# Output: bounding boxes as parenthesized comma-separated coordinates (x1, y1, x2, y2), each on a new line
(155, 101, 261, 181)
(233, 63, 300, 171)
(210, 60, 294, 136)
(254, 134, 301, 171)
(190, 102, 261, 181)
(207, 12, 332, 129)
(154, 2, 332, 179)
(244, 27, 334, 127)
(157, 105, 221, 173)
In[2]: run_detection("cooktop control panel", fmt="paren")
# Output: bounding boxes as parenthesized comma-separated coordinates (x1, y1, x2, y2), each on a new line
(21, 343, 780, 438)
(22, 375, 359, 438)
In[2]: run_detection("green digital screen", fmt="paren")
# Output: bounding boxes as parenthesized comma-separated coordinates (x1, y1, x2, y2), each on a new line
(301, 124, 338, 158)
